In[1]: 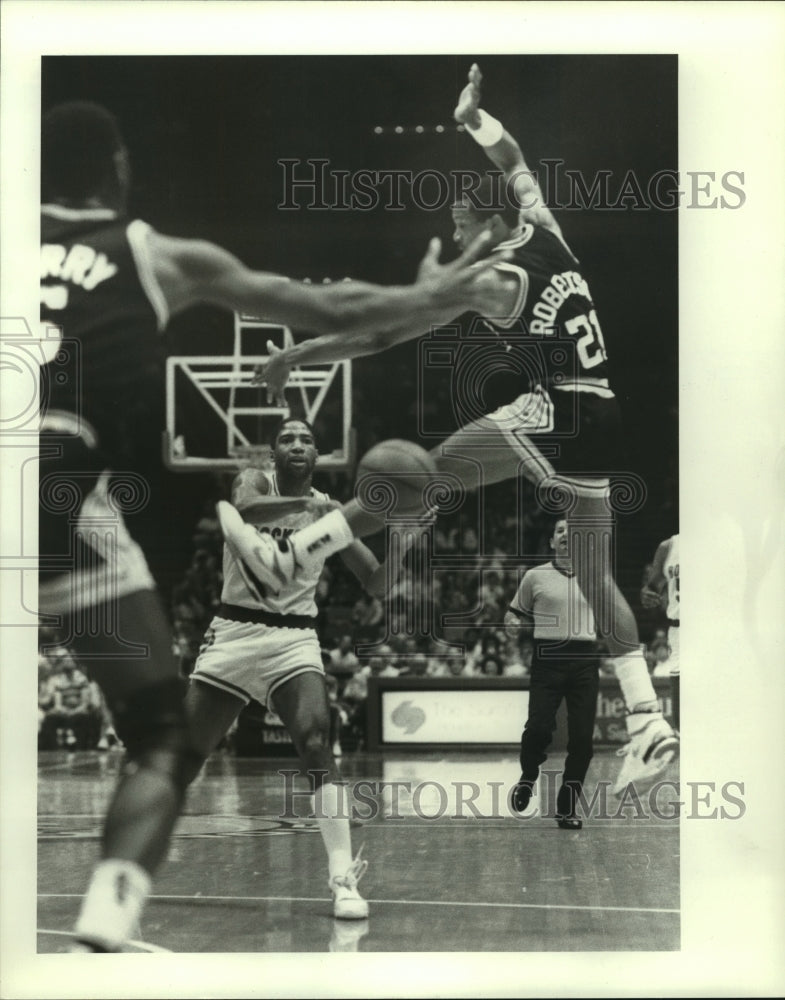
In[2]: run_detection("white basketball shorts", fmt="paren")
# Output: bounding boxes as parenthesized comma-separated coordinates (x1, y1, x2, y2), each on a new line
(191, 614, 324, 708)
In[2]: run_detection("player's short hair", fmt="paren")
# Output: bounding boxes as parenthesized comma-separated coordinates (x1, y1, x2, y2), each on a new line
(458, 175, 520, 229)
(42, 101, 124, 201)
(272, 417, 317, 447)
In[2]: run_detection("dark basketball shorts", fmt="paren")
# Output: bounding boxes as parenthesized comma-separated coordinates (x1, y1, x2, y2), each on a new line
(485, 384, 624, 489)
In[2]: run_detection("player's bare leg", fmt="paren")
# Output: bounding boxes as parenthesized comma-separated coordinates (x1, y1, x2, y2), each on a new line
(62, 590, 198, 952)
(564, 488, 679, 795)
(182, 681, 247, 785)
(271, 672, 368, 919)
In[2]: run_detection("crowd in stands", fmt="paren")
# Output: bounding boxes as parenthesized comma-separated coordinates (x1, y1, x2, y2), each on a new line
(38, 629, 118, 751)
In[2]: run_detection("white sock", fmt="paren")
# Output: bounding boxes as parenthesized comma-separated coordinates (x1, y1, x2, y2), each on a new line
(74, 859, 151, 950)
(291, 510, 355, 575)
(612, 650, 662, 716)
(313, 782, 353, 882)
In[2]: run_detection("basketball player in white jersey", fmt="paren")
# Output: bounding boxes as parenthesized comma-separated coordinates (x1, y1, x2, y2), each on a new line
(239, 64, 678, 797)
(642, 533, 680, 729)
(185, 418, 419, 919)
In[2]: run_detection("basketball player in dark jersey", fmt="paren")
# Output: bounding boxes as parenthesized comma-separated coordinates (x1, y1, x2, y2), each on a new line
(38, 100, 494, 951)
(240, 65, 678, 796)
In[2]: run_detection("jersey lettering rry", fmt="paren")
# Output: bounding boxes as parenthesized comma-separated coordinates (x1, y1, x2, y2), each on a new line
(40, 206, 167, 460)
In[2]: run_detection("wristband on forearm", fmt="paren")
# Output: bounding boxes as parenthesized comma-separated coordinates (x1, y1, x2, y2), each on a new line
(465, 108, 504, 147)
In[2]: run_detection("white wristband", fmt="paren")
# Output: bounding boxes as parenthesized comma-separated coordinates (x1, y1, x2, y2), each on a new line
(465, 109, 504, 147)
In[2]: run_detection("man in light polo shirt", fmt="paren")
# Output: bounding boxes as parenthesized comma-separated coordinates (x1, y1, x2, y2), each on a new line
(505, 518, 601, 829)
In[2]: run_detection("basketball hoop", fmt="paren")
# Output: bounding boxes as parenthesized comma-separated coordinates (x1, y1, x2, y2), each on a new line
(163, 319, 353, 472)
(229, 444, 273, 470)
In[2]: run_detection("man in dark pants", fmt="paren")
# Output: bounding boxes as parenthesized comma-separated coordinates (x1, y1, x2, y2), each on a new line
(505, 519, 601, 829)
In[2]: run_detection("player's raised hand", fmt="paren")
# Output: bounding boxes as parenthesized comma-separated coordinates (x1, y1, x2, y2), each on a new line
(415, 231, 503, 309)
(250, 340, 290, 405)
(454, 62, 483, 128)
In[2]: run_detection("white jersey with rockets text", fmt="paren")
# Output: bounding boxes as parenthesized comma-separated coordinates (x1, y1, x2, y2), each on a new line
(664, 534, 680, 621)
(221, 472, 329, 617)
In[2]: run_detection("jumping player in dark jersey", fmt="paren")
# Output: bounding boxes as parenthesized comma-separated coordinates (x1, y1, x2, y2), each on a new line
(38, 100, 494, 952)
(238, 64, 679, 796)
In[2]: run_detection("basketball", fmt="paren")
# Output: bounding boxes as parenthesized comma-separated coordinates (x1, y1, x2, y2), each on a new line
(356, 439, 437, 513)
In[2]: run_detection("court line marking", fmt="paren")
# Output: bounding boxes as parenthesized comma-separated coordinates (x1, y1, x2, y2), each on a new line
(38, 816, 678, 828)
(37, 813, 681, 830)
(38, 893, 678, 915)
(37, 928, 171, 953)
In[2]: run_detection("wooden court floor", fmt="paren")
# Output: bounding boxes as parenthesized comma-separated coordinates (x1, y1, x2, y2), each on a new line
(38, 749, 679, 953)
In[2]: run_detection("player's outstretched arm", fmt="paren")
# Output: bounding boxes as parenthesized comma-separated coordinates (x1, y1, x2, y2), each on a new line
(252, 233, 502, 403)
(230, 467, 316, 521)
(454, 62, 564, 240)
(148, 228, 494, 340)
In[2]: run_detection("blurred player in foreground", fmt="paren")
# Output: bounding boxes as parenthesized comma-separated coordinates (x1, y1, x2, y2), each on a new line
(239, 64, 678, 797)
(39, 100, 493, 951)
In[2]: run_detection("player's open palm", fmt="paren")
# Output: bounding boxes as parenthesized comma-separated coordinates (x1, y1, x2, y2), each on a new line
(454, 62, 483, 127)
(415, 232, 498, 310)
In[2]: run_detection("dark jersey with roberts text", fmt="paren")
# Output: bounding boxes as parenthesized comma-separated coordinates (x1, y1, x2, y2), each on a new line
(474, 224, 613, 400)
(40, 205, 168, 466)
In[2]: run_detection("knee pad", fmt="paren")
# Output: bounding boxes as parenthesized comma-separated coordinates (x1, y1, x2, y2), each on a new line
(113, 677, 202, 789)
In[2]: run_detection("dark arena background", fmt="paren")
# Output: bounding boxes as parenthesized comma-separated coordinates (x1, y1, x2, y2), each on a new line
(38, 55, 680, 954)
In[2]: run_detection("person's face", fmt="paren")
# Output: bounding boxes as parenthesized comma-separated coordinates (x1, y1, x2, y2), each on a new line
(550, 519, 569, 557)
(274, 422, 317, 478)
(451, 204, 491, 252)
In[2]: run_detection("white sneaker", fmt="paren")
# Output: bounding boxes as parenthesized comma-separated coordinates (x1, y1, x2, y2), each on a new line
(329, 850, 369, 920)
(216, 501, 296, 598)
(613, 716, 679, 798)
(329, 919, 369, 952)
